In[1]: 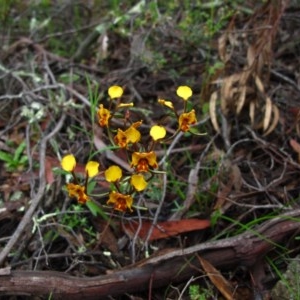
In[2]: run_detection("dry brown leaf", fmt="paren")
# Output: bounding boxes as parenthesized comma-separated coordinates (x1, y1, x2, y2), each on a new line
(198, 255, 235, 300)
(218, 33, 229, 63)
(95, 220, 119, 255)
(231, 164, 242, 191)
(213, 163, 241, 211)
(290, 139, 300, 153)
(290, 139, 300, 162)
(236, 85, 246, 115)
(247, 45, 256, 67)
(124, 219, 210, 241)
(249, 101, 256, 126)
(218, 19, 236, 63)
(45, 157, 54, 185)
(254, 75, 265, 94)
(263, 96, 272, 132)
(213, 181, 232, 211)
(263, 103, 279, 136)
(240, 69, 251, 86)
(221, 75, 238, 113)
(209, 91, 220, 133)
(221, 77, 231, 113)
(256, 49, 265, 76)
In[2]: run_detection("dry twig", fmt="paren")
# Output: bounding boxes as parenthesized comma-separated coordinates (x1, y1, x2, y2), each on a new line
(0, 113, 66, 266)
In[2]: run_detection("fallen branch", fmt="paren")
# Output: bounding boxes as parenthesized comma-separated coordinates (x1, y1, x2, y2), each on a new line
(0, 209, 299, 299)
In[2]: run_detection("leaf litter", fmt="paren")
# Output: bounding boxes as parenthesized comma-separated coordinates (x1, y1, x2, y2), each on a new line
(0, 1, 300, 299)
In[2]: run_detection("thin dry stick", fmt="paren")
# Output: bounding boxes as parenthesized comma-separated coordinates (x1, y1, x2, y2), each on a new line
(0, 84, 65, 101)
(0, 113, 66, 266)
(158, 117, 209, 166)
(130, 194, 144, 263)
(170, 136, 216, 220)
(159, 131, 184, 166)
(65, 85, 91, 107)
(142, 169, 167, 250)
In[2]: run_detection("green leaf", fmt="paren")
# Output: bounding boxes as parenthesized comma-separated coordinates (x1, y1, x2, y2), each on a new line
(86, 200, 108, 220)
(202, 102, 210, 115)
(19, 156, 28, 165)
(14, 142, 26, 161)
(0, 151, 13, 163)
(210, 209, 222, 227)
(87, 180, 97, 194)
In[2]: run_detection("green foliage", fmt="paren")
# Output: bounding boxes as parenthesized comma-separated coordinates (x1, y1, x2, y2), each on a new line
(86, 76, 101, 155)
(189, 284, 214, 300)
(212, 214, 289, 253)
(62, 205, 87, 227)
(35, 204, 97, 251)
(269, 254, 300, 299)
(86, 200, 108, 220)
(0, 0, 18, 24)
(0, 141, 28, 172)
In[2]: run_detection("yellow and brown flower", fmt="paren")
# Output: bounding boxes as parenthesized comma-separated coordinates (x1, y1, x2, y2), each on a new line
(61, 155, 99, 204)
(158, 99, 174, 110)
(107, 191, 133, 212)
(98, 104, 111, 127)
(178, 109, 197, 132)
(131, 151, 158, 172)
(114, 121, 142, 148)
(66, 183, 89, 204)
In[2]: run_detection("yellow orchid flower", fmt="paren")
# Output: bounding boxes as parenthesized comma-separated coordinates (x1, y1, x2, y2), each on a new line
(130, 174, 147, 191)
(107, 191, 133, 212)
(158, 99, 174, 110)
(108, 85, 123, 99)
(85, 161, 99, 177)
(176, 86, 192, 101)
(98, 104, 111, 127)
(131, 151, 158, 172)
(114, 129, 128, 148)
(150, 125, 166, 141)
(104, 165, 122, 182)
(117, 102, 134, 109)
(66, 183, 89, 204)
(178, 109, 197, 132)
(114, 121, 142, 148)
(61, 154, 76, 172)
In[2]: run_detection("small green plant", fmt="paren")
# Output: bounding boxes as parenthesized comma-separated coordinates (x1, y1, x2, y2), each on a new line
(0, 141, 28, 172)
(33, 204, 97, 251)
(189, 284, 214, 300)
